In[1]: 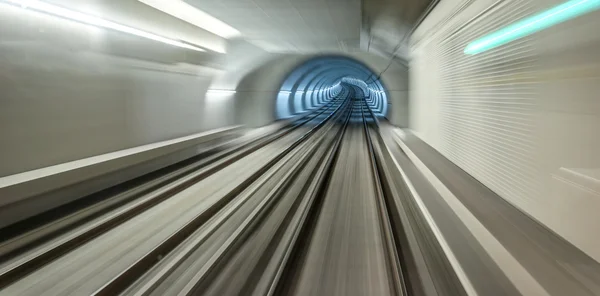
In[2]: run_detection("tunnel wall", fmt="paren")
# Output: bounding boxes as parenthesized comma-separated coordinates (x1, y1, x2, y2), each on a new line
(0, 2, 408, 179)
(410, 0, 600, 260)
(0, 4, 232, 177)
(358, 54, 409, 127)
(235, 55, 309, 127)
(232, 52, 409, 128)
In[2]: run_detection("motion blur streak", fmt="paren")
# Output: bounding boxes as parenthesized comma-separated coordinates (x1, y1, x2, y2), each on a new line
(0, 0, 205, 51)
(137, 0, 240, 40)
(465, 0, 600, 54)
(1, 0, 600, 295)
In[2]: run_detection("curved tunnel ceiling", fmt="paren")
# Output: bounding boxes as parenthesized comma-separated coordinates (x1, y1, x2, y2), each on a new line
(276, 56, 389, 119)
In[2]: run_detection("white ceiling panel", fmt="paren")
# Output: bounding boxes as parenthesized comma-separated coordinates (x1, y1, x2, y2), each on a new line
(184, 0, 361, 53)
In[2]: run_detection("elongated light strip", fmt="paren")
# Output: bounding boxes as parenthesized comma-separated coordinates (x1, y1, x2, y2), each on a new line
(2, 0, 204, 52)
(138, 0, 239, 39)
(465, 0, 600, 55)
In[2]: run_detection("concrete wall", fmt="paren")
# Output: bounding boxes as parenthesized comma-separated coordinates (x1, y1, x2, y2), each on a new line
(410, 0, 600, 261)
(235, 55, 308, 127)
(0, 3, 231, 177)
(0, 1, 410, 178)
(351, 53, 409, 127)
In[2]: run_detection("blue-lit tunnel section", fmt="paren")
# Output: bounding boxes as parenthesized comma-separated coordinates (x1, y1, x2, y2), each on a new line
(276, 56, 388, 119)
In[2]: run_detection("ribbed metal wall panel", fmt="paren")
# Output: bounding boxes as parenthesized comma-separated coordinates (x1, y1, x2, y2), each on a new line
(411, 0, 541, 211)
(412, 0, 600, 261)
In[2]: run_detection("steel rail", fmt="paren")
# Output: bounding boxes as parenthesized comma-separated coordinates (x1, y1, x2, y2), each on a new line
(0, 97, 346, 289)
(90, 96, 352, 295)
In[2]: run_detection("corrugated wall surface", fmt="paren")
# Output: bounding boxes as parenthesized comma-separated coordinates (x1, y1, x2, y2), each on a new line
(411, 0, 540, 216)
(411, 0, 600, 261)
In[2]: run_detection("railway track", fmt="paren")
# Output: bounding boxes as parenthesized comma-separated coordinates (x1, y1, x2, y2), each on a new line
(0, 87, 456, 295)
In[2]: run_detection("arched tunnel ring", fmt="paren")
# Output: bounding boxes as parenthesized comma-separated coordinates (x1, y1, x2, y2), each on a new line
(276, 56, 389, 119)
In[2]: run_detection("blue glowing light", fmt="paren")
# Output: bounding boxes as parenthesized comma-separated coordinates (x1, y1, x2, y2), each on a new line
(465, 0, 600, 55)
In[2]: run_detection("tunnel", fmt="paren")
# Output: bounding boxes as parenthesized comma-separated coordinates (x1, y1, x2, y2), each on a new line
(275, 56, 389, 119)
(1, 0, 600, 295)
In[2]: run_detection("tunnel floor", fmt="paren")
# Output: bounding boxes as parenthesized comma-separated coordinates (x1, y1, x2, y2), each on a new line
(0, 91, 599, 296)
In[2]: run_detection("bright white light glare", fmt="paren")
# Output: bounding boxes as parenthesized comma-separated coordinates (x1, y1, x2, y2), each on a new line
(279, 91, 291, 94)
(207, 89, 236, 94)
(138, 0, 240, 39)
(3, 0, 205, 52)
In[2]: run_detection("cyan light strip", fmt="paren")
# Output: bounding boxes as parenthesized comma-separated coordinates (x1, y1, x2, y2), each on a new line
(465, 0, 600, 55)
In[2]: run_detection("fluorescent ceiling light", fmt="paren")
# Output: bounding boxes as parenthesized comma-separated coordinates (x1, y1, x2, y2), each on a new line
(207, 89, 236, 94)
(2, 0, 204, 51)
(138, 0, 240, 39)
(465, 0, 600, 55)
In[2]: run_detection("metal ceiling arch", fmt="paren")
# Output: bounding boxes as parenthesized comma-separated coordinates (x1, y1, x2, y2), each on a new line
(300, 63, 388, 95)
(290, 64, 381, 113)
(276, 55, 389, 119)
(287, 60, 388, 94)
(306, 69, 387, 113)
(285, 62, 364, 114)
(324, 73, 387, 114)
